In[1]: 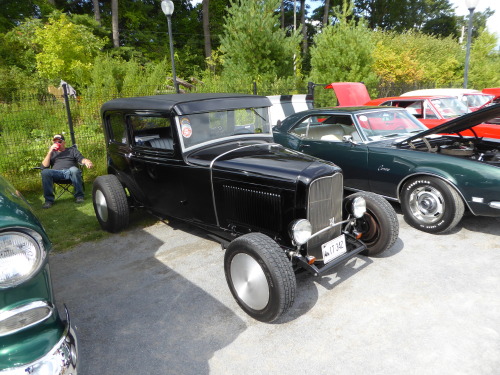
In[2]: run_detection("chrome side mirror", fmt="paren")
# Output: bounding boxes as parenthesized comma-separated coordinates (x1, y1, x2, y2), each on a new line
(342, 135, 357, 144)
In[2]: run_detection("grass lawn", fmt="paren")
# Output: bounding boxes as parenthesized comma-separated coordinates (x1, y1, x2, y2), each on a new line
(23, 181, 157, 253)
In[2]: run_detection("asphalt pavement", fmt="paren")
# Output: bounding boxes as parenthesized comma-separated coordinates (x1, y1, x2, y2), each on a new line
(50, 208, 500, 375)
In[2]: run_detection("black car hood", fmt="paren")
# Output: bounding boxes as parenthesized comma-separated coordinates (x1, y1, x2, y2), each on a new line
(188, 141, 340, 183)
(399, 103, 500, 144)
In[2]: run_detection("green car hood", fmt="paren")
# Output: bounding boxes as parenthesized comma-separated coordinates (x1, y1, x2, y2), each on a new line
(0, 176, 49, 245)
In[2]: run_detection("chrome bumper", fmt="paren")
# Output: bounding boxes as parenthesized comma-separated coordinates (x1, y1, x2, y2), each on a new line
(1, 307, 78, 375)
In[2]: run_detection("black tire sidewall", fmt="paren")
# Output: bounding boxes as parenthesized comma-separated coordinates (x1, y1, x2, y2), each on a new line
(224, 233, 295, 323)
(92, 175, 129, 233)
(348, 192, 399, 256)
(401, 177, 461, 233)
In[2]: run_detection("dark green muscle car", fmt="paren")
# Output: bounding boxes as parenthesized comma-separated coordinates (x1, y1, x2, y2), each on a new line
(273, 103, 500, 233)
(0, 175, 78, 374)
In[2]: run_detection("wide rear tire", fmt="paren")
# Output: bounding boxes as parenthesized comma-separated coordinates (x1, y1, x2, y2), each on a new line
(224, 233, 296, 323)
(92, 175, 129, 233)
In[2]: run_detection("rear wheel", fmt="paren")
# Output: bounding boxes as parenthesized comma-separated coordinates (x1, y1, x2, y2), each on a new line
(401, 176, 464, 233)
(92, 175, 129, 233)
(224, 233, 296, 323)
(347, 192, 399, 256)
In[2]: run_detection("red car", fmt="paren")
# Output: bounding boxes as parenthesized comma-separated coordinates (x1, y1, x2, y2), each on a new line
(326, 82, 500, 139)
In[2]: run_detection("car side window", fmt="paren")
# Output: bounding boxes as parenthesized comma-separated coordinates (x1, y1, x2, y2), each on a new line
(422, 102, 438, 119)
(129, 115, 174, 151)
(290, 115, 360, 142)
(108, 113, 128, 144)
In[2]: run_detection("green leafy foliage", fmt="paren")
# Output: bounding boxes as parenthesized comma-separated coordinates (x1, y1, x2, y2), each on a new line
(220, 0, 302, 84)
(34, 12, 106, 84)
(309, 2, 378, 106)
(372, 31, 463, 88)
(468, 30, 500, 89)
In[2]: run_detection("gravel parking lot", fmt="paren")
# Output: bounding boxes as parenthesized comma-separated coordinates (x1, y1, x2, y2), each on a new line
(50, 208, 500, 375)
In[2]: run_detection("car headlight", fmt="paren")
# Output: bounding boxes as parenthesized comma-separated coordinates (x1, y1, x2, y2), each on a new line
(350, 197, 367, 218)
(289, 219, 312, 246)
(0, 231, 45, 288)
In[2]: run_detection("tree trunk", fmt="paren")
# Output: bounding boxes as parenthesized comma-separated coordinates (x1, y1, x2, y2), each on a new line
(281, 0, 285, 29)
(112, 0, 120, 48)
(92, 0, 101, 25)
(202, 0, 212, 58)
(322, 0, 330, 27)
(300, 0, 307, 55)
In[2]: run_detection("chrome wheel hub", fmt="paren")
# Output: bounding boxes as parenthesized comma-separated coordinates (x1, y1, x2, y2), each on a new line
(94, 190, 109, 222)
(230, 253, 269, 311)
(408, 186, 444, 224)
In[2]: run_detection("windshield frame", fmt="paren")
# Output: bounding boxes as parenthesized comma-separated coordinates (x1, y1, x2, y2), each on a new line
(175, 106, 273, 153)
(353, 108, 428, 142)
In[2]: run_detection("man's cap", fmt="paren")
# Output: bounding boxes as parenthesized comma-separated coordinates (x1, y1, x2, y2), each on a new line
(53, 134, 65, 141)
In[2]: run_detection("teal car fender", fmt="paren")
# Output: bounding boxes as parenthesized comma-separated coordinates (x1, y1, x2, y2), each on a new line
(0, 175, 78, 374)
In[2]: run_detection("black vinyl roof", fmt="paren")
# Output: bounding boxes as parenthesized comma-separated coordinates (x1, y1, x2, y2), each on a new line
(101, 93, 271, 115)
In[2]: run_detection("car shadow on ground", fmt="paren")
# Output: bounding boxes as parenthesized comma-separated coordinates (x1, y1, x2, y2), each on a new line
(49, 222, 246, 375)
(276, 232, 405, 324)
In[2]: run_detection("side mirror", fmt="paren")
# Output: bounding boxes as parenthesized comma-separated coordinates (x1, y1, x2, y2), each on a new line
(342, 135, 357, 144)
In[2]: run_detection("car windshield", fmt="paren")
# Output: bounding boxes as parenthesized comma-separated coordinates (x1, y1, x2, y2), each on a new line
(177, 107, 271, 151)
(464, 94, 494, 108)
(355, 110, 427, 141)
(430, 97, 468, 118)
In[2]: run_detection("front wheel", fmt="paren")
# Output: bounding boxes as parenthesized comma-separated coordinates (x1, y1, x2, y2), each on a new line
(92, 175, 129, 233)
(400, 176, 464, 233)
(224, 233, 296, 323)
(347, 192, 399, 256)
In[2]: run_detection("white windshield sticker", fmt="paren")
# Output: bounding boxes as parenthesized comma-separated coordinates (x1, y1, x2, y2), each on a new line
(180, 117, 192, 138)
(359, 115, 368, 121)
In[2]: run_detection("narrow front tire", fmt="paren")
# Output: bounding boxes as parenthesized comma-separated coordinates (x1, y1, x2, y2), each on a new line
(347, 192, 399, 256)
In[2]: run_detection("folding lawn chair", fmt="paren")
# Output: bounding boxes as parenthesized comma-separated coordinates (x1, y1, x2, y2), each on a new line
(34, 145, 85, 200)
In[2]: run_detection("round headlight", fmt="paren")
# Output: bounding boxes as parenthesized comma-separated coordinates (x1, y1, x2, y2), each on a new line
(290, 219, 312, 246)
(351, 197, 367, 218)
(0, 232, 45, 288)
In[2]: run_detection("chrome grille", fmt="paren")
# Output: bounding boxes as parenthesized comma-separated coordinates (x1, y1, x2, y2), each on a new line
(307, 174, 343, 260)
(222, 185, 281, 231)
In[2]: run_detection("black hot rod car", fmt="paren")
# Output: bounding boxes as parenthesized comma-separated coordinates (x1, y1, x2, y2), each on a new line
(93, 93, 399, 322)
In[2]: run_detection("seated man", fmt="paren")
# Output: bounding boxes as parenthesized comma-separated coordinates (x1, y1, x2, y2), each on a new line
(41, 134, 93, 208)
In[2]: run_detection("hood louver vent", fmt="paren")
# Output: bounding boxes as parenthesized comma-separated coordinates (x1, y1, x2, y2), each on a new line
(221, 185, 282, 232)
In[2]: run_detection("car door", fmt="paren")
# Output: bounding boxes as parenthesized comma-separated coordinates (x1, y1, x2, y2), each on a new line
(288, 114, 371, 191)
(126, 113, 190, 219)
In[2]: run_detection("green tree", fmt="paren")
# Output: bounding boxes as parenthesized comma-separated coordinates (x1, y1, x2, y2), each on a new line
(34, 12, 106, 85)
(354, 0, 456, 32)
(0, 0, 55, 33)
(456, 8, 495, 41)
(468, 30, 500, 88)
(372, 31, 463, 87)
(220, 0, 302, 87)
(309, 1, 377, 95)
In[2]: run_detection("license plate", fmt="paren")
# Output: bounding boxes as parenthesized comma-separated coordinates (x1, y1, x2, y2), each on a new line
(322, 234, 347, 264)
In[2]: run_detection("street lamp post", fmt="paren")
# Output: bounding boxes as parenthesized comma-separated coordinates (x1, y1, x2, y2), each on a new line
(161, 0, 180, 94)
(463, 0, 479, 89)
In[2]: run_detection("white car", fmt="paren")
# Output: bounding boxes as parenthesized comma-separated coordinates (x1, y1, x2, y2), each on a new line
(401, 88, 493, 111)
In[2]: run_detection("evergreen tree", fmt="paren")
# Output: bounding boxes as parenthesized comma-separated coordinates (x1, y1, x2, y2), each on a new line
(309, 1, 377, 98)
(220, 0, 301, 86)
